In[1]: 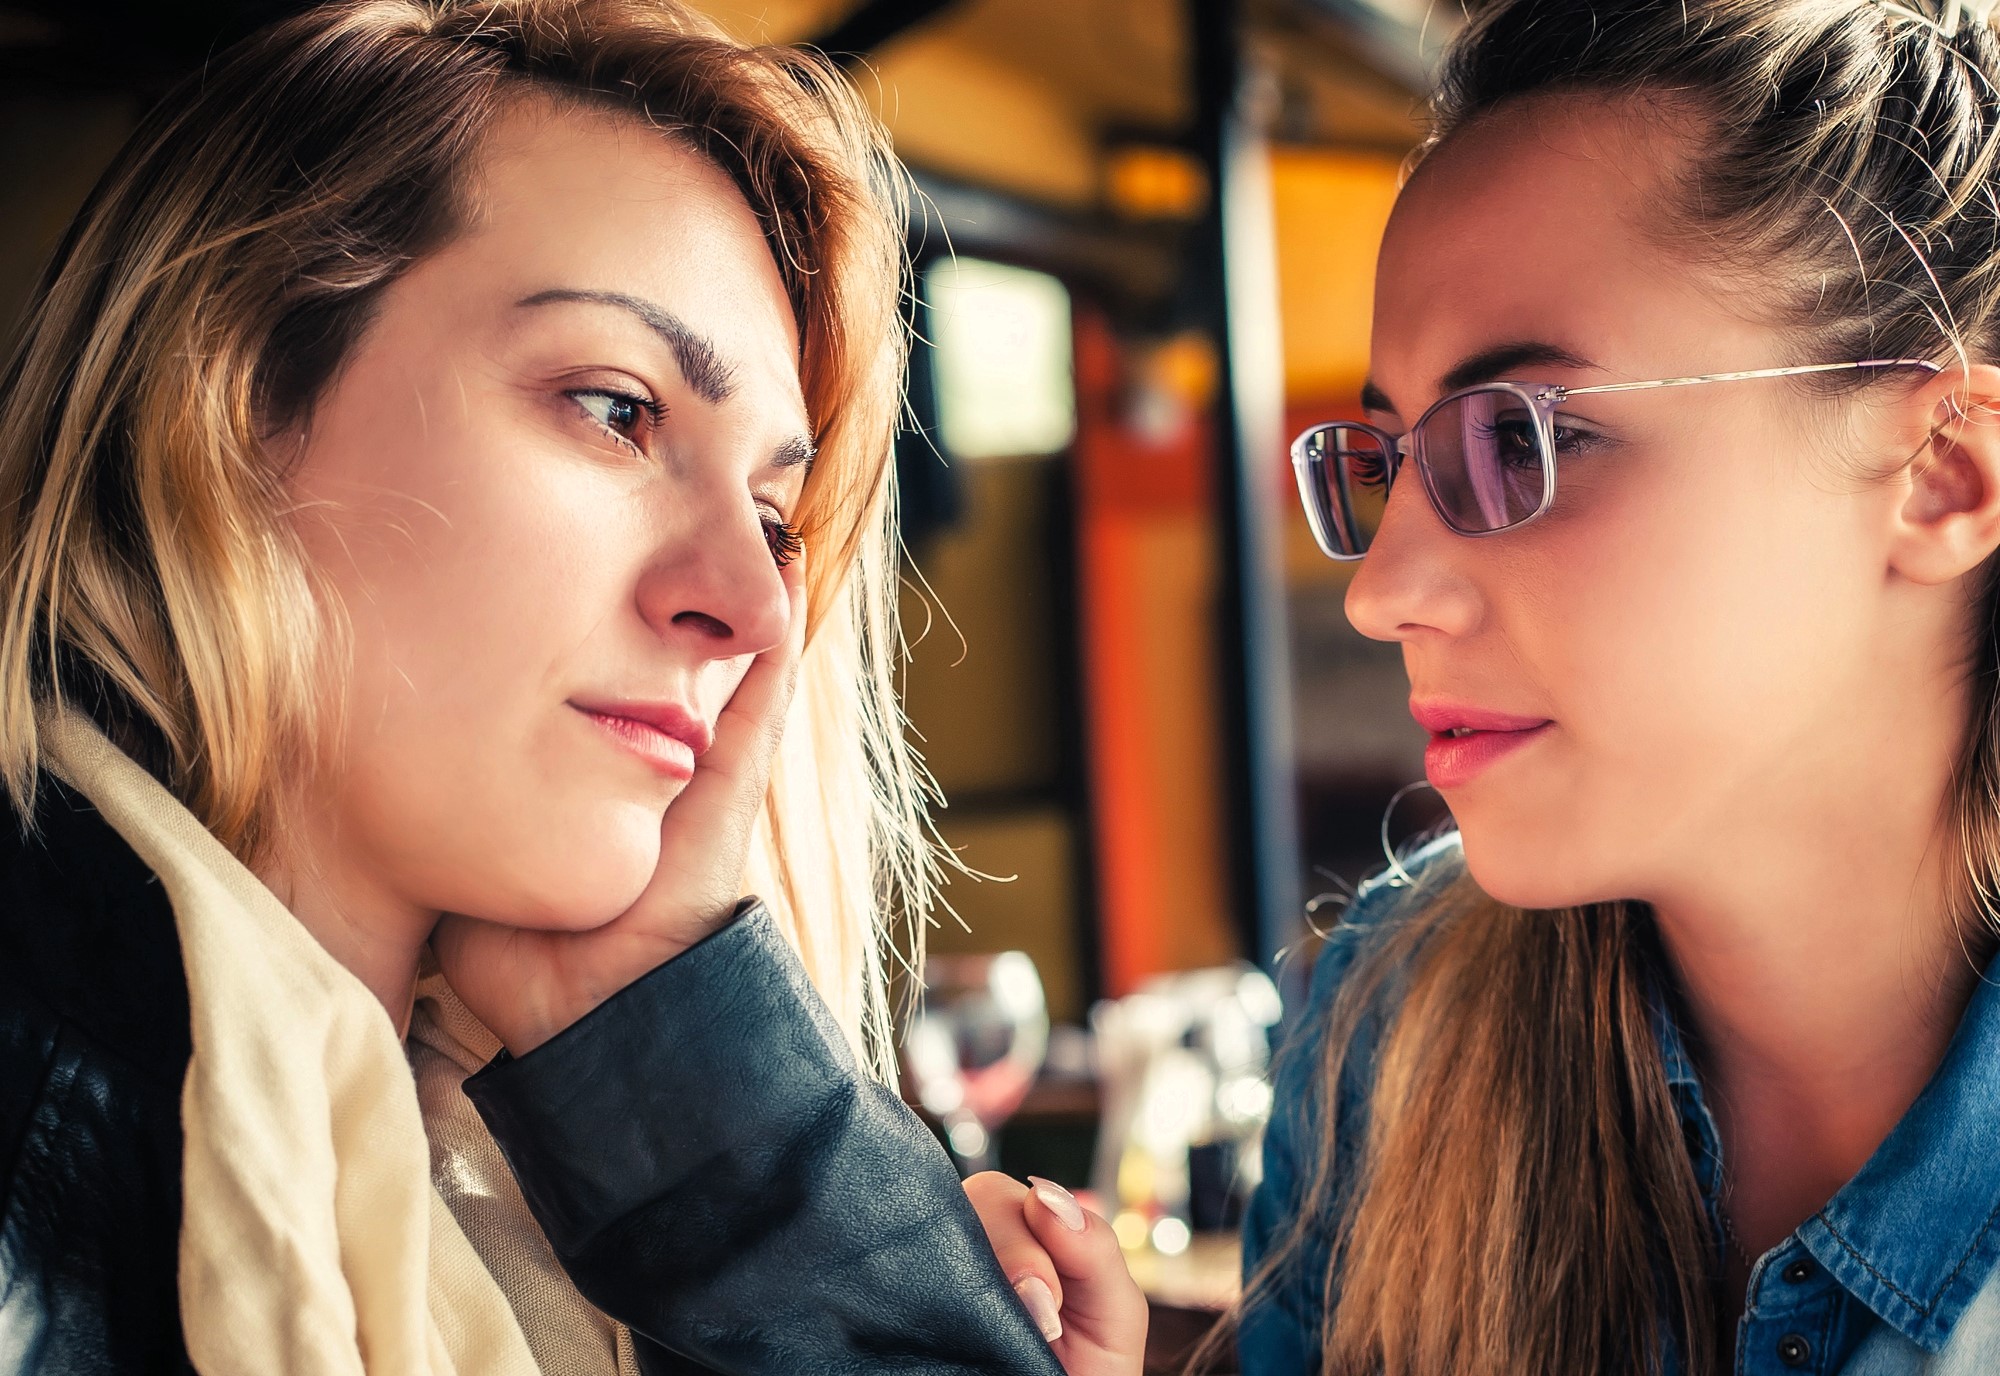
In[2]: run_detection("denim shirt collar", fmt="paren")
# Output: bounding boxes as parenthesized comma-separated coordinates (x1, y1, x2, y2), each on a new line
(1653, 948, 2000, 1353)
(1650, 983, 1729, 1259)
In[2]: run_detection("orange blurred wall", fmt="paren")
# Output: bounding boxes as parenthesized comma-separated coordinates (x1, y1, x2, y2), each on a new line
(1072, 312, 1238, 995)
(1075, 147, 1407, 994)
(1271, 146, 1405, 589)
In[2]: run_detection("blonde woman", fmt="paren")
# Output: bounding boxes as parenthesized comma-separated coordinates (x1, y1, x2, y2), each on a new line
(1233, 0, 2000, 1373)
(0, 0, 1139, 1371)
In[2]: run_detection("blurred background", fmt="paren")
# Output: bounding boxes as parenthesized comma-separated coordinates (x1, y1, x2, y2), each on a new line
(0, 0, 1452, 1364)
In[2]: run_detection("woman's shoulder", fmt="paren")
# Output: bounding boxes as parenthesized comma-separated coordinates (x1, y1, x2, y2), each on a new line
(0, 772, 192, 1211)
(1264, 831, 1466, 1160)
(1298, 829, 1465, 1018)
(1263, 829, 1466, 1149)
(0, 776, 194, 1372)
(1238, 833, 1466, 1362)
(0, 776, 191, 1079)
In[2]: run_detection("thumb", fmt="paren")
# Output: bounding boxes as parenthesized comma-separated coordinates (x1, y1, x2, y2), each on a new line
(1023, 1178, 1144, 1333)
(664, 555, 806, 820)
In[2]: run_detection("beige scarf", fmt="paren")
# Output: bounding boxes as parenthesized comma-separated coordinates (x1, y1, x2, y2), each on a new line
(42, 711, 543, 1375)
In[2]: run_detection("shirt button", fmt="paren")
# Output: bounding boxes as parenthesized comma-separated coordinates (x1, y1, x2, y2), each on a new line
(1782, 1258, 1816, 1284)
(1778, 1333, 1812, 1367)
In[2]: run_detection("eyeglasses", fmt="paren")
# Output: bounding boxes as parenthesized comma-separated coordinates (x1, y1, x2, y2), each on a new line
(1290, 358, 1944, 560)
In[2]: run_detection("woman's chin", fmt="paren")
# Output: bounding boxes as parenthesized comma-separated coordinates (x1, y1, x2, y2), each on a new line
(448, 813, 661, 932)
(501, 886, 643, 932)
(1457, 827, 1613, 914)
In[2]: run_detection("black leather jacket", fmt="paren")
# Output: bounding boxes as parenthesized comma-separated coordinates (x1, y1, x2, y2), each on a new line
(0, 780, 1065, 1375)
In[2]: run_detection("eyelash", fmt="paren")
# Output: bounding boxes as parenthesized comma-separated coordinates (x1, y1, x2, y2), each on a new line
(568, 387, 803, 569)
(764, 517, 804, 569)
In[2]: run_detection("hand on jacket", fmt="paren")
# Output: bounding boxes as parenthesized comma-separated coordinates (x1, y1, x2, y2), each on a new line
(966, 1172, 1148, 1376)
(434, 555, 807, 1055)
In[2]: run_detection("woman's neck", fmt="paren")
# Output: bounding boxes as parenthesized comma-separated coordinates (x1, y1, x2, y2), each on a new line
(1647, 800, 1986, 1254)
(253, 816, 438, 1037)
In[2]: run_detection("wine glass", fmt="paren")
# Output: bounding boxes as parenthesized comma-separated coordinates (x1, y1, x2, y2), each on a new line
(902, 950, 1049, 1174)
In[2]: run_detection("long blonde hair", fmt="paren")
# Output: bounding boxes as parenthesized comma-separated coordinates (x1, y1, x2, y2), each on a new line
(1221, 2, 2000, 1372)
(0, 0, 931, 1078)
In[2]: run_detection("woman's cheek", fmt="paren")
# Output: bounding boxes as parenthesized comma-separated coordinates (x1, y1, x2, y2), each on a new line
(1457, 529, 1689, 893)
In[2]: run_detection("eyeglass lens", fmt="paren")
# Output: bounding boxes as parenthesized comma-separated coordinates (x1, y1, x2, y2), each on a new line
(1296, 424, 1391, 557)
(1417, 389, 1547, 536)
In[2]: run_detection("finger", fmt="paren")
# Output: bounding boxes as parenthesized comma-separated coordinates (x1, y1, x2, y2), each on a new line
(660, 560, 808, 844)
(721, 550, 808, 733)
(1023, 1177, 1144, 1331)
(964, 1172, 1065, 1343)
(430, 911, 520, 982)
(630, 557, 806, 937)
(682, 552, 808, 799)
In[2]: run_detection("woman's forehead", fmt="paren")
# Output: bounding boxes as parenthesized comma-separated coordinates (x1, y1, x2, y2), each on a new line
(472, 112, 765, 263)
(422, 106, 808, 408)
(1369, 101, 1758, 408)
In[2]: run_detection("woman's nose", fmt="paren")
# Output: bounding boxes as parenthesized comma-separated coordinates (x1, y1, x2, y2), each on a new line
(634, 500, 791, 657)
(1343, 471, 1481, 644)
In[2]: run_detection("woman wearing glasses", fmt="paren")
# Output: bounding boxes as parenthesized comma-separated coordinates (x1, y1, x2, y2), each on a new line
(1235, 0, 2000, 1373)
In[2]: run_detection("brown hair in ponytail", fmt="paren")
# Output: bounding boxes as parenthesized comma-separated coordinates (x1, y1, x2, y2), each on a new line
(1222, 2, 2000, 1372)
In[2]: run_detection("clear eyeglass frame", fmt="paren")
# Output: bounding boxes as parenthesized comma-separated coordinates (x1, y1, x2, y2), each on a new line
(1291, 358, 1945, 561)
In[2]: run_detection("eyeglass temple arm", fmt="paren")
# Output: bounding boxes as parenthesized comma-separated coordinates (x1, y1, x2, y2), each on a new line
(1541, 358, 1943, 402)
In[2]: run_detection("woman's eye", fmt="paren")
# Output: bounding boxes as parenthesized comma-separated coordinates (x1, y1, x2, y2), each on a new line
(1477, 414, 1602, 466)
(1548, 419, 1605, 457)
(762, 512, 804, 569)
(568, 388, 663, 450)
(1483, 416, 1543, 469)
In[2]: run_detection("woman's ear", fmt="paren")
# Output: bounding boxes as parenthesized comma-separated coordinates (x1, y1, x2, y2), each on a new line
(1888, 362, 2000, 586)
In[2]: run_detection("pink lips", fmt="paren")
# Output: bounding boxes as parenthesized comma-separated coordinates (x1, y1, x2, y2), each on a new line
(1410, 699, 1554, 790)
(571, 699, 712, 781)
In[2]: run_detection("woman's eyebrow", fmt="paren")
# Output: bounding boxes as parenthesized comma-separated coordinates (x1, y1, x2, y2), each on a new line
(1363, 341, 1602, 416)
(1440, 340, 1598, 392)
(770, 434, 817, 477)
(515, 288, 736, 404)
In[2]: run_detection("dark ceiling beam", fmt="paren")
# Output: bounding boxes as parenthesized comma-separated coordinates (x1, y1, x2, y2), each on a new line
(807, 0, 968, 67)
(906, 172, 1186, 316)
(1274, 0, 1439, 93)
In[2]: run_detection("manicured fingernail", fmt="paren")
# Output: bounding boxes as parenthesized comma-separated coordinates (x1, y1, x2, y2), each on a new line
(1014, 1275, 1063, 1342)
(1029, 1176, 1086, 1232)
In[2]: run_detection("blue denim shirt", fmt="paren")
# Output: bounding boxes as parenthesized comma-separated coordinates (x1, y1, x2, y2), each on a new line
(1239, 834, 2000, 1375)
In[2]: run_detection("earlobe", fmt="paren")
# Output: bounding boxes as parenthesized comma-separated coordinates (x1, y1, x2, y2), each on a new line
(1890, 363, 2000, 587)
